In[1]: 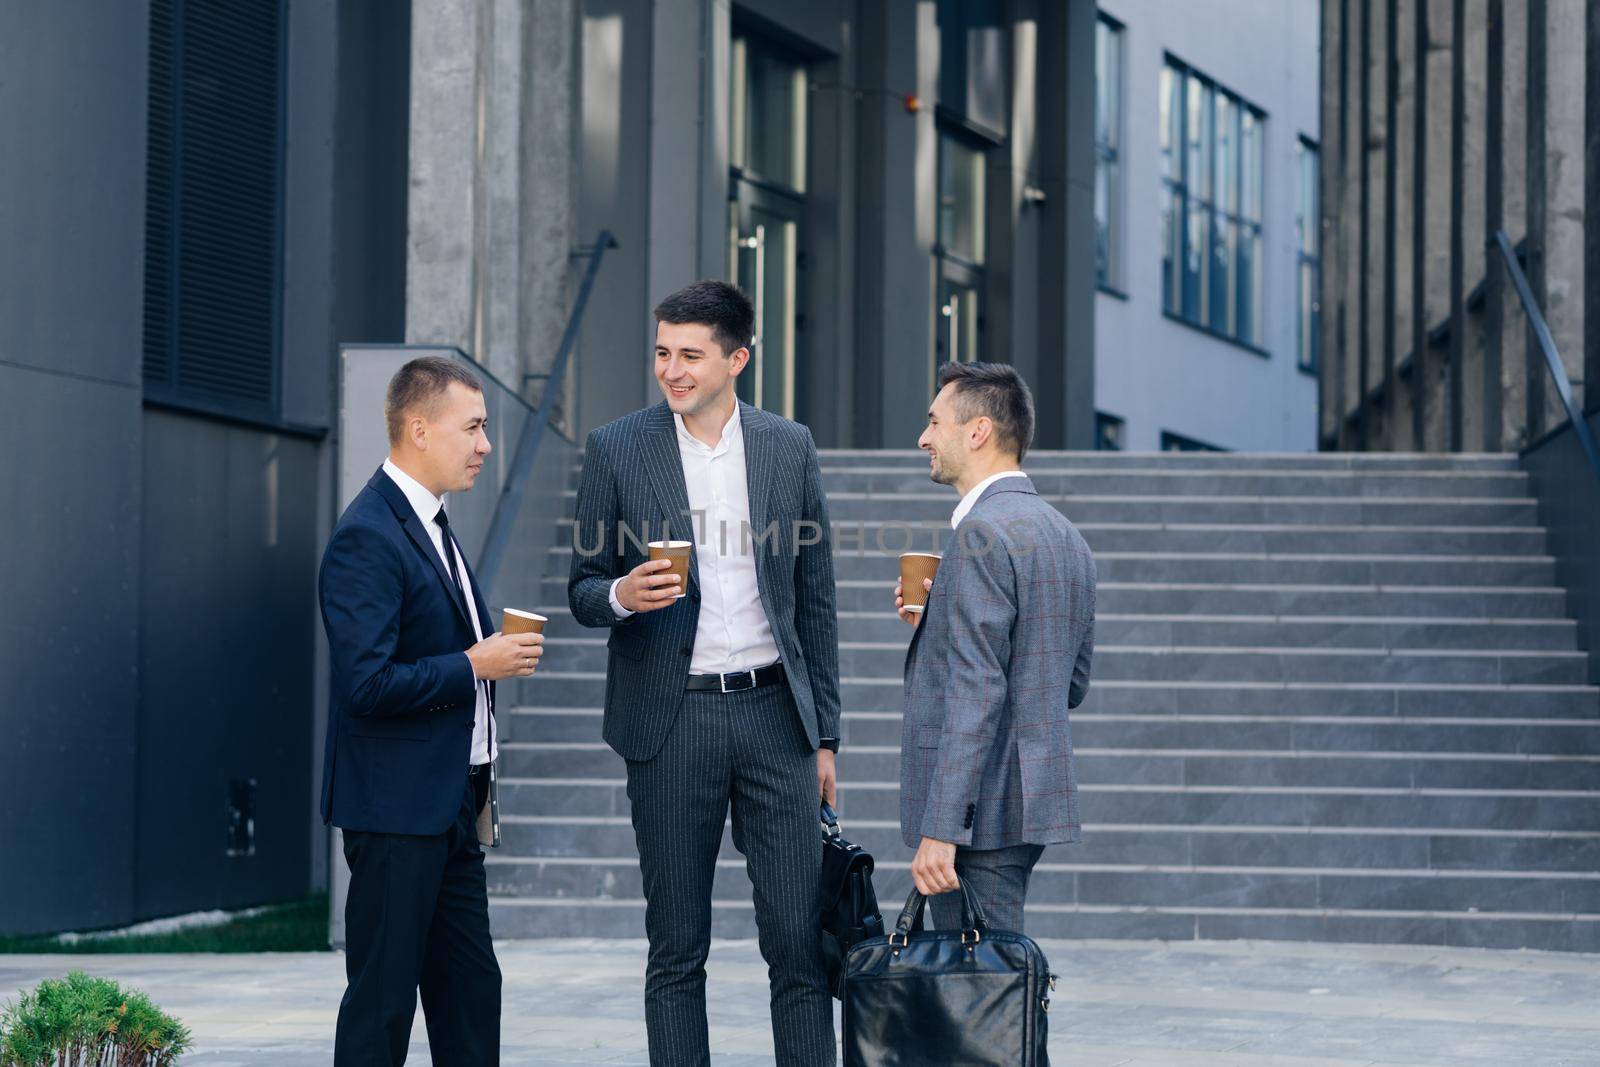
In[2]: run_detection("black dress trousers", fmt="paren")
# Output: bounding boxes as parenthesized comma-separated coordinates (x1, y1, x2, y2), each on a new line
(335, 772, 501, 1066)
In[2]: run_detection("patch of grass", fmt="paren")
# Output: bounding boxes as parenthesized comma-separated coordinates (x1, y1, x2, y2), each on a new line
(0, 895, 330, 955)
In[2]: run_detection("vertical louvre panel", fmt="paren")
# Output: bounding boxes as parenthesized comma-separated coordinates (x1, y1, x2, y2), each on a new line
(142, 0, 283, 410)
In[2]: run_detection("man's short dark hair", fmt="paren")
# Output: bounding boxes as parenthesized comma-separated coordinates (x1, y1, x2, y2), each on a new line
(385, 356, 483, 444)
(653, 279, 755, 358)
(936, 361, 1036, 463)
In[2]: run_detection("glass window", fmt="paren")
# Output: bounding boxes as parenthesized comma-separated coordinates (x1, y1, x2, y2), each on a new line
(938, 132, 985, 265)
(1095, 412, 1125, 452)
(728, 33, 808, 419)
(1160, 56, 1266, 349)
(937, 0, 1007, 136)
(1094, 15, 1122, 288)
(730, 36, 806, 192)
(1296, 137, 1321, 373)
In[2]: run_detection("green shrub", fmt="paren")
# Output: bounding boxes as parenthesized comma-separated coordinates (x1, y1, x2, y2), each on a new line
(0, 971, 191, 1066)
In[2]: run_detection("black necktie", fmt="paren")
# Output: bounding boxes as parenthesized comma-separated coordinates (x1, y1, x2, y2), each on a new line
(433, 507, 470, 619)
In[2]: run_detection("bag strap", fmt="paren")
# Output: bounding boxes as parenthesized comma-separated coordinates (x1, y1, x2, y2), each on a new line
(892, 881, 989, 939)
(820, 801, 841, 839)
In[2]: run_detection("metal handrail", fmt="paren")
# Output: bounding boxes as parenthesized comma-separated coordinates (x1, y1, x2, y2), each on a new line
(1492, 229, 1600, 486)
(476, 230, 618, 593)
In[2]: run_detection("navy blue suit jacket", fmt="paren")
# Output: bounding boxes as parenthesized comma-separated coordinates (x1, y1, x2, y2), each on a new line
(319, 467, 494, 835)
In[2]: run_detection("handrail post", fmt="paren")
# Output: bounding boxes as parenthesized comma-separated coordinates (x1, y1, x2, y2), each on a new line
(476, 230, 618, 595)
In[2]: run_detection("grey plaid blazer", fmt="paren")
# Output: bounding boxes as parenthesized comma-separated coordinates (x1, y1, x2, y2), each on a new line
(900, 475, 1095, 849)
(567, 400, 841, 762)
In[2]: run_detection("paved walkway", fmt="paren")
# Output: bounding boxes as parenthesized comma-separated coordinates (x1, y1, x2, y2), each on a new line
(2, 939, 1597, 1065)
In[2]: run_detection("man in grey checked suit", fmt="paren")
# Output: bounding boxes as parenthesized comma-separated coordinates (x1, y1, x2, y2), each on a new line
(894, 361, 1096, 933)
(568, 280, 839, 1066)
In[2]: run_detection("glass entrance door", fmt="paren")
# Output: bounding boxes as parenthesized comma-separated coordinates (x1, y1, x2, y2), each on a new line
(729, 196, 800, 418)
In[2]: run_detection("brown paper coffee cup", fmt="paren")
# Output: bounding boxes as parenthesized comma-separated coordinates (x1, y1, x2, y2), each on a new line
(502, 608, 548, 635)
(648, 541, 692, 599)
(899, 552, 941, 613)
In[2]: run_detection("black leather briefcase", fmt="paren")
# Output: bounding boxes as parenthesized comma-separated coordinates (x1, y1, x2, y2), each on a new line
(820, 802, 883, 998)
(841, 884, 1056, 1067)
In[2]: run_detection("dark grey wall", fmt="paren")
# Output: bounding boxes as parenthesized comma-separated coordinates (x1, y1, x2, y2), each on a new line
(135, 413, 322, 915)
(1, 0, 403, 935)
(1522, 412, 1600, 685)
(0, 2, 149, 935)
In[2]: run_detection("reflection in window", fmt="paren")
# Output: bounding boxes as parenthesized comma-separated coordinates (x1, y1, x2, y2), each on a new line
(938, 133, 985, 265)
(1095, 412, 1125, 452)
(1095, 15, 1122, 288)
(1296, 137, 1321, 373)
(1160, 56, 1264, 349)
(728, 32, 807, 419)
(730, 36, 806, 192)
(935, 130, 987, 380)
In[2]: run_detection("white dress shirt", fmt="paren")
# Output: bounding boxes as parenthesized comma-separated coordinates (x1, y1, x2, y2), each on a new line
(609, 405, 782, 674)
(383, 459, 496, 764)
(951, 469, 1028, 529)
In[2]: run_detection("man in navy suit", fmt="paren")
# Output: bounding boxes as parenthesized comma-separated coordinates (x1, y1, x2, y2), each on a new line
(569, 281, 840, 1066)
(320, 355, 542, 1066)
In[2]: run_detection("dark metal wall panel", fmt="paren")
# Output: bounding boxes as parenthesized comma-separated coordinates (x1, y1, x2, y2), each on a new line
(0, 1, 149, 936)
(134, 411, 320, 916)
(1522, 412, 1600, 685)
(0, 371, 142, 935)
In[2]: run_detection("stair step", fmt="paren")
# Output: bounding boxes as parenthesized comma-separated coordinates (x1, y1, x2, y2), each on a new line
(496, 783, 1600, 834)
(812, 469, 1531, 499)
(531, 581, 1574, 618)
(817, 493, 1544, 526)
(498, 741, 1600, 791)
(485, 856, 1600, 913)
(549, 543, 1558, 585)
(486, 897, 1600, 952)
(813, 450, 1527, 472)
(495, 815, 1600, 871)
(517, 674, 1600, 716)
(510, 708, 1600, 753)
(530, 642, 1590, 684)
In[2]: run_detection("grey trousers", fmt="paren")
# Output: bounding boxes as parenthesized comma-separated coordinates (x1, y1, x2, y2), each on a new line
(930, 843, 1046, 934)
(624, 684, 835, 1067)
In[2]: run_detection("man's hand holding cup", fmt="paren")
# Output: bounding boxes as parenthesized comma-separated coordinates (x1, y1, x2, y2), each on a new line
(618, 557, 684, 613)
(467, 630, 544, 679)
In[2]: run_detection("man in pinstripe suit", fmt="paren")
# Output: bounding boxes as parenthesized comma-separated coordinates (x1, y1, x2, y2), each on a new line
(568, 280, 839, 1066)
(894, 362, 1096, 934)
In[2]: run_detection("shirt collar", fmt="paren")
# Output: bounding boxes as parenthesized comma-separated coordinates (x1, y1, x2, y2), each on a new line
(382, 458, 447, 527)
(673, 402, 742, 456)
(951, 470, 1028, 529)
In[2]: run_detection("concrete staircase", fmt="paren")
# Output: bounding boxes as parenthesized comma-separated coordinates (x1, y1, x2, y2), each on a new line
(488, 451, 1600, 952)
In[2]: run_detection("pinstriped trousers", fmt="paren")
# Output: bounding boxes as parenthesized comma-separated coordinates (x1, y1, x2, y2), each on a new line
(929, 843, 1046, 935)
(624, 684, 836, 1067)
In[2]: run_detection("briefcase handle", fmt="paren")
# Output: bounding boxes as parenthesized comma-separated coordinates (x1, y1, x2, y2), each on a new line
(821, 801, 842, 839)
(891, 882, 990, 942)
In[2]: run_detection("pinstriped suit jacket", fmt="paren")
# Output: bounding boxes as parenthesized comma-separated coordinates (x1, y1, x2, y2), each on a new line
(567, 400, 842, 762)
(900, 475, 1095, 849)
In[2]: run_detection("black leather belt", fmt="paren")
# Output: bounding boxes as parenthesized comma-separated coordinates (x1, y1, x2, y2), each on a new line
(685, 662, 786, 693)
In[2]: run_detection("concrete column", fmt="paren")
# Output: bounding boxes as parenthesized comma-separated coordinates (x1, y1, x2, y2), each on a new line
(407, 0, 580, 408)
(1544, 0, 1587, 421)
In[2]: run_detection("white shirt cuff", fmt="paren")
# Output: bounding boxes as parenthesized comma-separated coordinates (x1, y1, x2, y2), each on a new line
(609, 577, 635, 619)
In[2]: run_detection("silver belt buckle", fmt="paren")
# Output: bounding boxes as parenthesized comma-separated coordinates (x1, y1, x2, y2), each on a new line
(720, 669, 756, 694)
